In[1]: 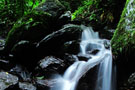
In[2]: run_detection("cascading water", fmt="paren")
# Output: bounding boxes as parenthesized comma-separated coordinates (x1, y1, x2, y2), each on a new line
(51, 25, 114, 90)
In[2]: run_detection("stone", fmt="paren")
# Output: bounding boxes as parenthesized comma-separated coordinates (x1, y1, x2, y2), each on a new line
(36, 56, 65, 74)
(10, 65, 31, 81)
(19, 82, 36, 90)
(0, 71, 18, 90)
(36, 79, 56, 90)
(35, 0, 65, 17)
(36, 24, 82, 57)
(63, 53, 78, 64)
(77, 53, 91, 61)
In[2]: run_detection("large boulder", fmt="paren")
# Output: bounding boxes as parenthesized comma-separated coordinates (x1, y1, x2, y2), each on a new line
(111, 0, 135, 89)
(3, 0, 67, 55)
(111, 0, 135, 55)
(36, 56, 66, 76)
(35, 0, 65, 18)
(36, 24, 83, 58)
(0, 71, 18, 90)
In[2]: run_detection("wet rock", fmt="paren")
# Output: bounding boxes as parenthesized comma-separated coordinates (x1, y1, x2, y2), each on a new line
(83, 43, 101, 53)
(63, 53, 78, 64)
(36, 56, 66, 75)
(10, 65, 31, 81)
(19, 82, 36, 90)
(0, 71, 18, 90)
(11, 40, 36, 55)
(36, 24, 82, 57)
(103, 39, 110, 49)
(77, 66, 98, 90)
(77, 53, 91, 61)
(61, 40, 80, 55)
(36, 79, 56, 90)
(87, 49, 99, 55)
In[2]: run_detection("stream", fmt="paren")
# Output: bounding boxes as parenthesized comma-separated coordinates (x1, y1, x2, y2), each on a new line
(50, 25, 115, 90)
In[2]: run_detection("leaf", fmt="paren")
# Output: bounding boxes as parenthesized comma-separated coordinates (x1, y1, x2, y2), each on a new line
(100, 12, 104, 21)
(36, 76, 44, 80)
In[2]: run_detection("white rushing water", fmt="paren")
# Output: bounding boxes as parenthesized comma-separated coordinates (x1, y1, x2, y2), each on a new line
(51, 26, 113, 90)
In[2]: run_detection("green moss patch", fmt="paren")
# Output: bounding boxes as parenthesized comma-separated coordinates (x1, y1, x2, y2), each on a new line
(111, 0, 135, 55)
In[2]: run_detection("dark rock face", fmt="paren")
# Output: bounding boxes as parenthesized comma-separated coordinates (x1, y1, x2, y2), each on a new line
(63, 53, 79, 64)
(36, 24, 82, 58)
(10, 40, 38, 68)
(10, 65, 31, 81)
(61, 40, 80, 55)
(77, 66, 98, 90)
(35, 0, 65, 18)
(0, 59, 11, 71)
(36, 56, 66, 75)
(0, 72, 18, 90)
(119, 72, 135, 90)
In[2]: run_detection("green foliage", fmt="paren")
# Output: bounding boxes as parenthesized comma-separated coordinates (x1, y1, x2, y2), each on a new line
(71, 0, 116, 24)
(71, 0, 106, 21)
(72, 0, 94, 20)
(5, 10, 51, 52)
(0, 0, 46, 20)
(36, 76, 44, 80)
(0, 0, 46, 37)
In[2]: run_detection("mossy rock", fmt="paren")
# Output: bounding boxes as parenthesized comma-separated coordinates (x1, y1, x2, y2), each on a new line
(4, 0, 66, 54)
(35, 0, 65, 17)
(4, 11, 51, 53)
(111, 0, 135, 55)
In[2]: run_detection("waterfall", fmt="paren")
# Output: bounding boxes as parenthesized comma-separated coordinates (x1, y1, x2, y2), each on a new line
(50, 26, 114, 90)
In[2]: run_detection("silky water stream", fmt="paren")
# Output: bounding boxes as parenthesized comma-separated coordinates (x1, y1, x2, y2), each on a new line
(51, 26, 115, 90)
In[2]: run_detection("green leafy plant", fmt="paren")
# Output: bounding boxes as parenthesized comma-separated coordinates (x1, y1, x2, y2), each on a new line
(0, 0, 46, 37)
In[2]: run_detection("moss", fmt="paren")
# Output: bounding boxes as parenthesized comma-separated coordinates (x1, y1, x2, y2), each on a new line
(111, 0, 135, 55)
(4, 10, 51, 53)
(71, 0, 94, 20)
